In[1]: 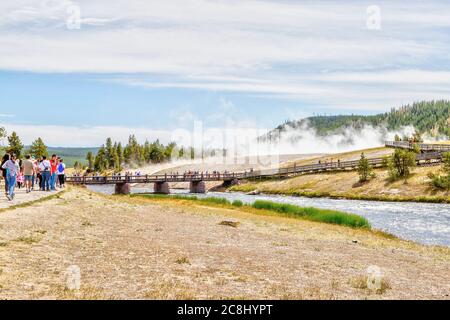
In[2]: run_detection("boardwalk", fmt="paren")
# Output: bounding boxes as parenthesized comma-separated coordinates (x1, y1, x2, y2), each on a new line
(0, 187, 61, 210)
(385, 141, 450, 152)
(66, 146, 444, 185)
(64, 141, 447, 194)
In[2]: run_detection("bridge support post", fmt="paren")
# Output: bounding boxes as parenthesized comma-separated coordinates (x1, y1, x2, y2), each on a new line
(154, 181, 170, 194)
(189, 181, 206, 194)
(115, 182, 130, 195)
(222, 179, 240, 188)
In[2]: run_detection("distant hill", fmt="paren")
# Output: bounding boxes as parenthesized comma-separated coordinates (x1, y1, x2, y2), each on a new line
(261, 100, 450, 142)
(46, 147, 99, 168)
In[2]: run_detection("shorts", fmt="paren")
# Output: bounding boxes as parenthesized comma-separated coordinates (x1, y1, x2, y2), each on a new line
(25, 175, 33, 182)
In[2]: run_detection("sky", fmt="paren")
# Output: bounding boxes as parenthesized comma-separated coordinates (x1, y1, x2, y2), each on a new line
(0, 0, 450, 146)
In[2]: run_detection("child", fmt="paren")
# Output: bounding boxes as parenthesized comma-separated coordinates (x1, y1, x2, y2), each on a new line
(17, 171, 24, 189)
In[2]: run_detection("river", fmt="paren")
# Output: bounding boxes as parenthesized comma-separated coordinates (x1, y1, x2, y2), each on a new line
(87, 185, 450, 247)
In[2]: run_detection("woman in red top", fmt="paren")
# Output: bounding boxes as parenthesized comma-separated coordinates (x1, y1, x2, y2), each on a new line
(50, 155, 58, 191)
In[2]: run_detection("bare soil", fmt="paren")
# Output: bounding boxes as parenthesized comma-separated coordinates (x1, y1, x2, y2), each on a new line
(0, 187, 448, 300)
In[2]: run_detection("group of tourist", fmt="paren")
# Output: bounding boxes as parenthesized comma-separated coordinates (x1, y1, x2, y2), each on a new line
(0, 153, 66, 201)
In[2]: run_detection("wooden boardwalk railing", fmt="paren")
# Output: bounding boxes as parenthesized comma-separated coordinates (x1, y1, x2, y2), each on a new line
(66, 141, 445, 185)
(385, 141, 450, 152)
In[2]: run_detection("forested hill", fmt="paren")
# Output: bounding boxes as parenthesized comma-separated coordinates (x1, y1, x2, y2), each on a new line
(262, 100, 450, 141)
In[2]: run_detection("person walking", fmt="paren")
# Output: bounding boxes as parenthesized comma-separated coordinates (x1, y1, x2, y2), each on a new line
(2, 154, 19, 201)
(50, 154, 58, 191)
(41, 156, 51, 191)
(31, 157, 37, 190)
(17, 171, 24, 189)
(36, 159, 43, 190)
(57, 158, 66, 188)
(1, 153, 10, 196)
(22, 154, 35, 193)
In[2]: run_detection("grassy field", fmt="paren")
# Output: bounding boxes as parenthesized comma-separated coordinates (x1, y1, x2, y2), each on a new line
(0, 186, 449, 300)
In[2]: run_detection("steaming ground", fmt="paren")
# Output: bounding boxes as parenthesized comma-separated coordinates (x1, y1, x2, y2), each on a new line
(131, 154, 324, 176)
(261, 123, 418, 154)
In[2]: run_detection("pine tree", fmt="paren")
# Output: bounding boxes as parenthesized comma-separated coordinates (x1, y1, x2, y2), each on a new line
(116, 142, 123, 165)
(94, 146, 108, 172)
(357, 153, 373, 182)
(0, 127, 5, 154)
(28, 137, 49, 159)
(164, 142, 177, 161)
(113, 149, 120, 172)
(0, 127, 6, 142)
(86, 151, 95, 171)
(7, 131, 24, 158)
(105, 137, 114, 168)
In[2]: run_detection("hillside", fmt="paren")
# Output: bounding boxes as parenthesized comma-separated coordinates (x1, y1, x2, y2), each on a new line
(262, 100, 450, 141)
(46, 147, 99, 168)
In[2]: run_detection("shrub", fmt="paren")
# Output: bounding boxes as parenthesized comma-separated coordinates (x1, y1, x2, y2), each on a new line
(428, 152, 450, 190)
(357, 152, 374, 182)
(232, 200, 244, 207)
(387, 149, 416, 181)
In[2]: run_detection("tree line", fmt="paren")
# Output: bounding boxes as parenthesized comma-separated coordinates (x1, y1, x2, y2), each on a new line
(0, 128, 49, 159)
(88, 135, 194, 173)
(263, 100, 450, 141)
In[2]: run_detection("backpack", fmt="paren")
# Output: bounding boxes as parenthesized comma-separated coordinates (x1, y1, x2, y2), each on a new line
(58, 163, 65, 173)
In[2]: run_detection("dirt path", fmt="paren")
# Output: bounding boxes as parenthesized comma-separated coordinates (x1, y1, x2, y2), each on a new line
(0, 187, 448, 300)
(0, 186, 62, 210)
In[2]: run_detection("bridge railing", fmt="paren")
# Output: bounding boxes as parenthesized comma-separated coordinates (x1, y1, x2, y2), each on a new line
(66, 145, 446, 185)
(385, 141, 450, 152)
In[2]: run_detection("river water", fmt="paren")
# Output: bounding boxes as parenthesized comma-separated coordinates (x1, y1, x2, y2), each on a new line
(87, 185, 450, 247)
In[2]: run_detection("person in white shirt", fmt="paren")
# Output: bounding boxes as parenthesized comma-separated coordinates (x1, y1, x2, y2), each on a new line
(1, 153, 19, 200)
(40, 156, 51, 191)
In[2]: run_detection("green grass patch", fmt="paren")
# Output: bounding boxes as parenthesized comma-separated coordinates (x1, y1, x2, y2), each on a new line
(232, 200, 244, 207)
(252, 200, 370, 228)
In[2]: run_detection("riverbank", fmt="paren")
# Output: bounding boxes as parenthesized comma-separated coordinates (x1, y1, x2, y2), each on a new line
(230, 165, 450, 204)
(0, 187, 449, 299)
(131, 194, 371, 228)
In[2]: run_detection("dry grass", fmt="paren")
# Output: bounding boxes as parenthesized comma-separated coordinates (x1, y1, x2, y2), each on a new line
(0, 187, 448, 300)
(219, 221, 240, 228)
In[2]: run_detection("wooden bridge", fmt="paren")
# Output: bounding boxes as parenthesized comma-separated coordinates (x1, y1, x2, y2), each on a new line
(66, 141, 447, 194)
(385, 141, 450, 152)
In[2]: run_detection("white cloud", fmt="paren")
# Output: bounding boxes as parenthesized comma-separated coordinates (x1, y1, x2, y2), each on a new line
(0, 0, 449, 111)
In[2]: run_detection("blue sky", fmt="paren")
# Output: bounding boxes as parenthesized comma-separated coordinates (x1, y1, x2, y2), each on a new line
(0, 71, 329, 129)
(0, 0, 450, 146)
